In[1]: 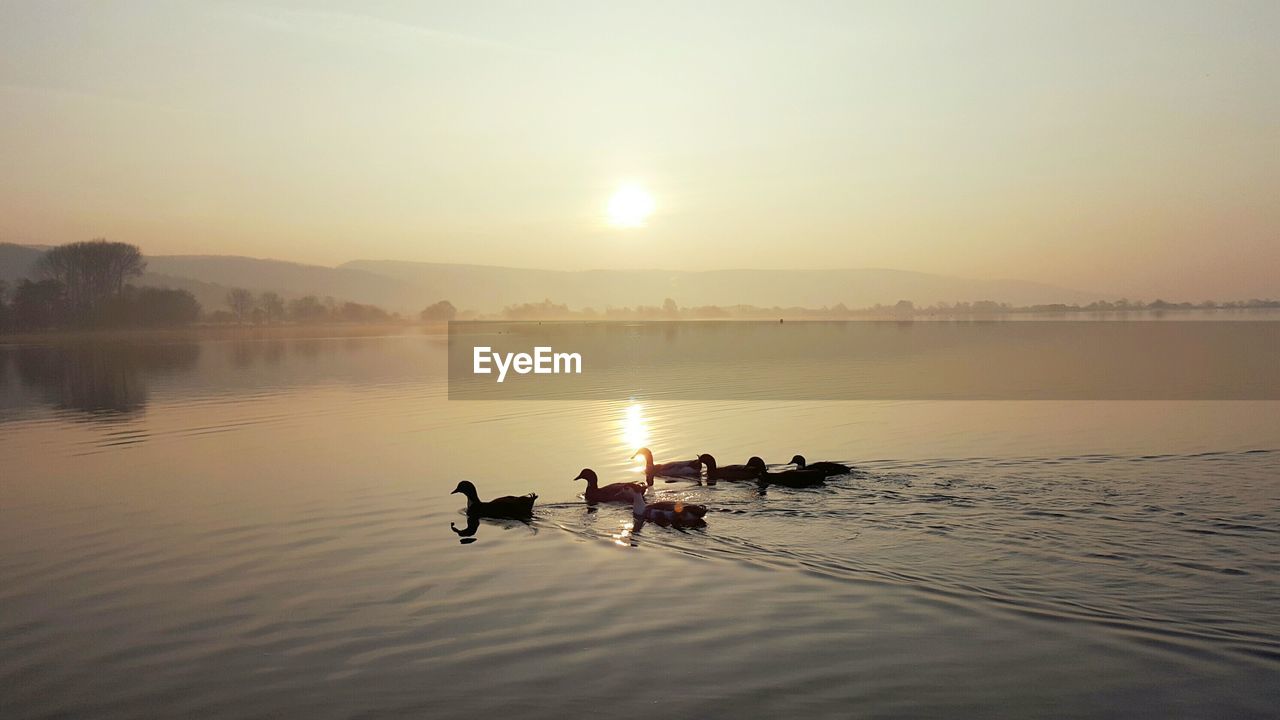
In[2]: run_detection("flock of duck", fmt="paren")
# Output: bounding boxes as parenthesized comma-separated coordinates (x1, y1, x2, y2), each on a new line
(450, 447, 854, 528)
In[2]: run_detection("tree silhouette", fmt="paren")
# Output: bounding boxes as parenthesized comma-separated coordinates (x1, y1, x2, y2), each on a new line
(258, 292, 285, 324)
(0, 279, 9, 331)
(11, 279, 69, 329)
(288, 295, 329, 323)
(337, 301, 389, 322)
(35, 240, 145, 322)
(225, 288, 255, 324)
(102, 286, 201, 326)
(420, 300, 457, 322)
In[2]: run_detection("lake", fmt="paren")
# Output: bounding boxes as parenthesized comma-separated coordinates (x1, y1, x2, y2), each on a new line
(1, 330, 1278, 718)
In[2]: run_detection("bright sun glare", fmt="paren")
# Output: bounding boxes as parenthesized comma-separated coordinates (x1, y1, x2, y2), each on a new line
(606, 183, 655, 228)
(621, 402, 649, 458)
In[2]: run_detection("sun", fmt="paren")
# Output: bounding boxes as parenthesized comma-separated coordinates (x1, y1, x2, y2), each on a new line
(606, 183, 655, 228)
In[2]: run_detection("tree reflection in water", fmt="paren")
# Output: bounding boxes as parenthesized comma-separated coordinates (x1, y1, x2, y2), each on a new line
(3, 342, 200, 417)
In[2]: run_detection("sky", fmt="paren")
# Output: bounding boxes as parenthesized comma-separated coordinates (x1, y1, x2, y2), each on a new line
(1, 0, 1277, 300)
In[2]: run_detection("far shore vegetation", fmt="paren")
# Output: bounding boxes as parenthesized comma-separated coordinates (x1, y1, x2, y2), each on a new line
(2, 240, 1278, 342)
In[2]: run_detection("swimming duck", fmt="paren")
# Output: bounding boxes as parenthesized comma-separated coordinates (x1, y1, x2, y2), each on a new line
(789, 454, 853, 477)
(632, 447, 701, 480)
(698, 454, 766, 482)
(451, 480, 537, 520)
(631, 492, 708, 526)
(573, 468, 647, 503)
(758, 466, 827, 488)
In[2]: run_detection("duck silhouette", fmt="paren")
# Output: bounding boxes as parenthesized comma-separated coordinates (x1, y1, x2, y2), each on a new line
(631, 447, 701, 482)
(698, 454, 766, 482)
(451, 480, 536, 520)
(573, 468, 647, 503)
(758, 466, 827, 488)
(789, 454, 853, 477)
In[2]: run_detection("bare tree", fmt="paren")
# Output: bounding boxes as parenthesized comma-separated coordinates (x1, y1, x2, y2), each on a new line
(259, 292, 285, 324)
(226, 288, 256, 324)
(35, 240, 145, 319)
(287, 295, 328, 323)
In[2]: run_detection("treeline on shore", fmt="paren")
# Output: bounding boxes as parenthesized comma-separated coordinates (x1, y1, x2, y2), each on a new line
(4, 240, 1278, 334)
(0, 240, 408, 334)
(446, 296, 1280, 322)
(1, 241, 199, 333)
(212, 288, 396, 326)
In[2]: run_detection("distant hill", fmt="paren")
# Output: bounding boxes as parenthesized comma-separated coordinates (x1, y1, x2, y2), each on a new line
(2, 243, 1105, 313)
(143, 255, 419, 310)
(0, 243, 43, 285)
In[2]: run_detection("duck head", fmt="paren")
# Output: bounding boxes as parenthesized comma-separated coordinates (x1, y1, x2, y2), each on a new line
(789, 454, 806, 468)
(573, 468, 599, 488)
(746, 456, 767, 472)
(451, 480, 480, 501)
(697, 453, 717, 472)
(631, 491, 648, 517)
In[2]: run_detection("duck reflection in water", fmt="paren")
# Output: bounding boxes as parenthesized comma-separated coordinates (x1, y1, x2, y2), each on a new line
(450, 516, 481, 544)
(449, 514, 537, 545)
(611, 512, 705, 546)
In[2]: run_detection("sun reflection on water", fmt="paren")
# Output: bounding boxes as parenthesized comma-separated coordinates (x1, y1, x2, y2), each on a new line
(621, 401, 649, 465)
(612, 520, 636, 547)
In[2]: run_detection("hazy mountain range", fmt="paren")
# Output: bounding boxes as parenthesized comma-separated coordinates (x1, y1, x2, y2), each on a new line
(1, 243, 1108, 314)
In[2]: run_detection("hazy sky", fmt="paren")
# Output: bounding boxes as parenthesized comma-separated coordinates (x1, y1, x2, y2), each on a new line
(1, 1, 1277, 299)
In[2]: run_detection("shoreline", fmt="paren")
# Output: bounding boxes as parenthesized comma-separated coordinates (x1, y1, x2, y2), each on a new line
(0, 322, 448, 345)
(3, 307, 1277, 345)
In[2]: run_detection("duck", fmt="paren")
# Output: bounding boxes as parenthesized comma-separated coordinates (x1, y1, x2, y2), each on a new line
(698, 454, 766, 482)
(573, 468, 647, 503)
(632, 447, 701, 481)
(789, 454, 853, 477)
(631, 492, 708, 526)
(450, 480, 537, 520)
(758, 466, 827, 488)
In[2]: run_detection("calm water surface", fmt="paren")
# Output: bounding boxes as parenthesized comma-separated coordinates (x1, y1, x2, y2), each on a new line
(1, 335, 1278, 718)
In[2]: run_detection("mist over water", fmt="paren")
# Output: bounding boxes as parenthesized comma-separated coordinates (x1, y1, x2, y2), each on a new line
(2, 334, 1278, 718)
